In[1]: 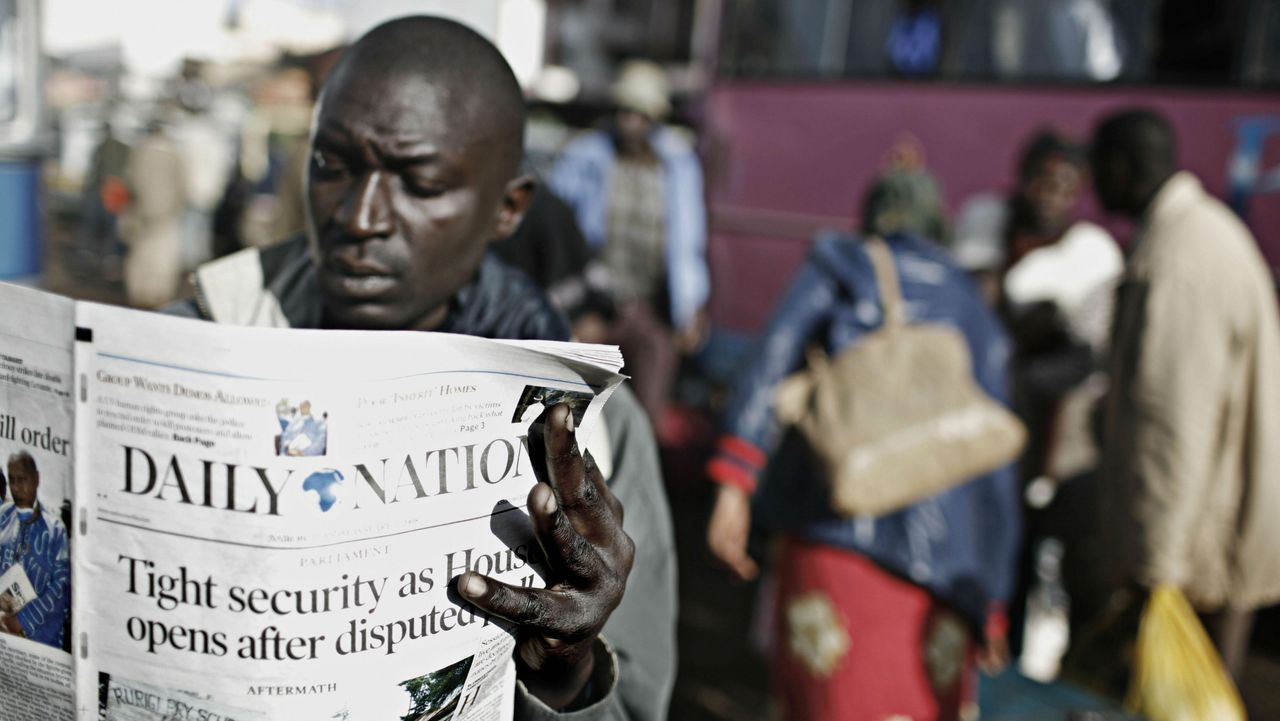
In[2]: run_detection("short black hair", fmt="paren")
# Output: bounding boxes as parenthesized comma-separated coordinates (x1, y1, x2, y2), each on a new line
(1018, 130, 1085, 184)
(324, 15, 527, 179)
(7, 450, 36, 477)
(1091, 109, 1177, 184)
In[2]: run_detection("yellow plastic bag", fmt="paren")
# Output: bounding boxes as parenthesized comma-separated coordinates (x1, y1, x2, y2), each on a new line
(1125, 585, 1247, 721)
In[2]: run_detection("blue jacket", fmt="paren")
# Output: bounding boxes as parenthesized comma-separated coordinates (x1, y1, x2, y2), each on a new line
(0, 502, 71, 648)
(549, 127, 709, 331)
(709, 232, 1021, 627)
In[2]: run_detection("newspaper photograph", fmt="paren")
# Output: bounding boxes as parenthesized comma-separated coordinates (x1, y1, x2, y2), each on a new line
(72, 301, 624, 721)
(0, 284, 76, 721)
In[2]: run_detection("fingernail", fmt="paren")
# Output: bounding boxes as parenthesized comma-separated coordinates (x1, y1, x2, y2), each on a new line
(564, 406, 575, 433)
(542, 488, 558, 514)
(462, 574, 487, 598)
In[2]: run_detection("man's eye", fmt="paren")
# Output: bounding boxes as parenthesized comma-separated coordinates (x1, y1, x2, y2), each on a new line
(402, 175, 445, 198)
(311, 151, 350, 179)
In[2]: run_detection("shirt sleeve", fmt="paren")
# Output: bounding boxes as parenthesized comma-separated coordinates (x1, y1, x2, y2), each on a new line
(706, 256, 836, 494)
(548, 138, 608, 250)
(1126, 275, 1231, 589)
(663, 148, 709, 331)
(17, 523, 71, 646)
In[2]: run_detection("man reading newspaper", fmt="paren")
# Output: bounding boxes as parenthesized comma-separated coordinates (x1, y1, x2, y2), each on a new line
(168, 15, 676, 721)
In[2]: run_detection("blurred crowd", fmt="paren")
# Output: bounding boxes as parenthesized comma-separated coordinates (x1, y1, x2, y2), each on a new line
(22, 2, 1280, 721)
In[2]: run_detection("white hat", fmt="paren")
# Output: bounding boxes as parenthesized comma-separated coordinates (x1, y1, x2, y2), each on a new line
(612, 60, 670, 120)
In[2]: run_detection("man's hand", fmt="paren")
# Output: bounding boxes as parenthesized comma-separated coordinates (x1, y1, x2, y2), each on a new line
(458, 404, 634, 710)
(707, 484, 758, 580)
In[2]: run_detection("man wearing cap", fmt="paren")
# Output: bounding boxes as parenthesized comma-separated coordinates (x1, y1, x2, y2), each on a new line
(550, 60, 709, 424)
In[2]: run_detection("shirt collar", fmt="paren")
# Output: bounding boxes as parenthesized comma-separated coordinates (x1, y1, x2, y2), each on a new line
(1142, 171, 1202, 228)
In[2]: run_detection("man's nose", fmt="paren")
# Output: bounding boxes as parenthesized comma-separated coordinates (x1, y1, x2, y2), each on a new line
(338, 170, 394, 239)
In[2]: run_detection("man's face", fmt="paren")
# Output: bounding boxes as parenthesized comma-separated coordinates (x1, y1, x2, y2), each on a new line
(306, 69, 514, 331)
(614, 110, 654, 155)
(7, 461, 37, 509)
(1020, 155, 1081, 235)
(300, 401, 312, 416)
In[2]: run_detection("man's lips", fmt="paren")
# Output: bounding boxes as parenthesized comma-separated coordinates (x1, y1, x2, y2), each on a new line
(323, 254, 399, 298)
(328, 253, 395, 277)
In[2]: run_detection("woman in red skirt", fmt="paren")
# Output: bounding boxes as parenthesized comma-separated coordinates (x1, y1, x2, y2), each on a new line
(707, 232, 1019, 721)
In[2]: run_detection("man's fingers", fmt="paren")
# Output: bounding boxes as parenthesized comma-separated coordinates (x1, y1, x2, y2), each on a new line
(583, 449, 623, 523)
(544, 404, 619, 543)
(528, 483, 601, 582)
(457, 571, 577, 635)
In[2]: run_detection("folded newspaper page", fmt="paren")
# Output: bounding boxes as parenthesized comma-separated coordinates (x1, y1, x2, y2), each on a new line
(0, 282, 626, 721)
(0, 285, 76, 721)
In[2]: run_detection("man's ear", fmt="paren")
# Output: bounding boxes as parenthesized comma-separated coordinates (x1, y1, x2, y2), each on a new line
(493, 175, 536, 240)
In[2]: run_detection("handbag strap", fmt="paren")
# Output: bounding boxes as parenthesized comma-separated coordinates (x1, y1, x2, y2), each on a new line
(865, 236, 905, 327)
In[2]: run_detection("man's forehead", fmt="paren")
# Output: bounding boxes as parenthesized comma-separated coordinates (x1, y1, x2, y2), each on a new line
(318, 68, 480, 142)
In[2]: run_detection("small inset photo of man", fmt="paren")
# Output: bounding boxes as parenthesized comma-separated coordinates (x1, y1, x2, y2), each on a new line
(274, 398, 330, 457)
(511, 385, 595, 426)
(0, 450, 72, 652)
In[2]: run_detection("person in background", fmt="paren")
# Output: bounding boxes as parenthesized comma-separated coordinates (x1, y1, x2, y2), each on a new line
(120, 119, 188, 309)
(1091, 108, 1280, 685)
(989, 131, 1123, 665)
(1000, 132, 1122, 488)
(862, 135, 948, 243)
(491, 183, 615, 345)
(75, 120, 131, 278)
(550, 59, 710, 425)
(705, 225, 1020, 721)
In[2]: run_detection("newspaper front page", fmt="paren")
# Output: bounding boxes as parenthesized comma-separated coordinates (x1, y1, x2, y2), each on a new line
(72, 301, 623, 721)
(0, 285, 77, 721)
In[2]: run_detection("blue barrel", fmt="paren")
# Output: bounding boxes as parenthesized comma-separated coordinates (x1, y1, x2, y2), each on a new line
(0, 159, 41, 280)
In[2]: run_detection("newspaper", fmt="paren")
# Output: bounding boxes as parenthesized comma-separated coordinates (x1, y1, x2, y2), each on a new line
(0, 563, 37, 611)
(0, 284, 76, 721)
(0, 283, 626, 721)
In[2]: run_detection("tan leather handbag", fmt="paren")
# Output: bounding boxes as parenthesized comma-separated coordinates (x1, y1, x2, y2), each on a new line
(774, 237, 1026, 517)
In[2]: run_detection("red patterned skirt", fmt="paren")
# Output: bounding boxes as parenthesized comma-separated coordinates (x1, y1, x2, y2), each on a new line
(770, 537, 978, 721)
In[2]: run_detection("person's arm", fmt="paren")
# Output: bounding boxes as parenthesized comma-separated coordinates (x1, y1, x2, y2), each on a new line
(16, 527, 71, 646)
(512, 387, 677, 720)
(460, 389, 675, 720)
(706, 252, 837, 579)
(548, 138, 608, 250)
(1124, 275, 1230, 589)
(956, 279, 1021, 671)
(663, 146, 709, 335)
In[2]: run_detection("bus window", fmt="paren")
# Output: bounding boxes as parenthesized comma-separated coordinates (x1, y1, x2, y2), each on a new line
(718, 0, 1280, 88)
